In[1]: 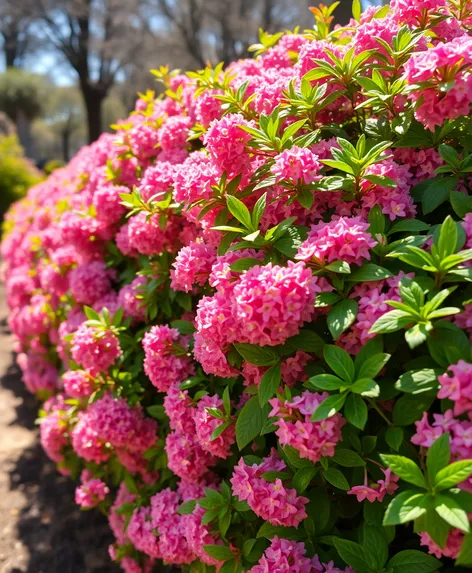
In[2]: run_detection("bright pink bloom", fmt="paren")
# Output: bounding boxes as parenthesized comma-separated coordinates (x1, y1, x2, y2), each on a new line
(269, 391, 345, 463)
(231, 450, 308, 527)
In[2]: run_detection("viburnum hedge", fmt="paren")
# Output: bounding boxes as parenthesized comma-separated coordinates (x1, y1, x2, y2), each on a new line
(5, 1, 472, 572)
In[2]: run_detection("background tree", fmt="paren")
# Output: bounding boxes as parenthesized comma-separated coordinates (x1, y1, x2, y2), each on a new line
(0, 69, 47, 157)
(0, 0, 37, 68)
(37, 0, 143, 143)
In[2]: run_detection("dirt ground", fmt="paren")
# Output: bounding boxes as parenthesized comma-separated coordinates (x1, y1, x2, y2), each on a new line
(0, 283, 120, 573)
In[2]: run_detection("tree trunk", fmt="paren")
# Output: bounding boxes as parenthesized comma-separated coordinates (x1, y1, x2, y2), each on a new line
(81, 85, 105, 144)
(16, 108, 33, 158)
(62, 129, 71, 162)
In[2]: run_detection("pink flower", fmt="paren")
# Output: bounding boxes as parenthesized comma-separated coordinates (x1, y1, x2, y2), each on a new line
(75, 470, 109, 508)
(232, 261, 319, 347)
(271, 146, 322, 185)
(69, 261, 114, 305)
(118, 275, 147, 322)
(142, 325, 195, 392)
(193, 394, 235, 458)
(204, 113, 255, 176)
(269, 391, 345, 463)
(62, 369, 94, 398)
(248, 537, 313, 573)
(231, 450, 308, 527)
(171, 240, 216, 292)
(165, 431, 216, 482)
(438, 361, 472, 416)
(419, 529, 464, 559)
(71, 324, 122, 374)
(296, 216, 376, 267)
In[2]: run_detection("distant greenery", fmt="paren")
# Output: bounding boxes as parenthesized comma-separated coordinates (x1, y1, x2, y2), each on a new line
(0, 134, 43, 218)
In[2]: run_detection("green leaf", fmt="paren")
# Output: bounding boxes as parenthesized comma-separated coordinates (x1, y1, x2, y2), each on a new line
(324, 345, 355, 382)
(417, 509, 451, 547)
(451, 191, 472, 219)
(405, 323, 429, 349)
(344, 394, 367, 429)
(380, 454, 426, 488)
(383, 491, 430, 526)
(388, 219, 430, 235)
(457, 532, 472, 566)
(362, 524, 389, 570)
(203, 545, 235, 562)
(385, 427, 404, 451)
(235, 396, 269, 450)
(327, 299, 358, 340)
(234, 343, 279, 366)
(333, 538, 368, 571)
(315, 292, 342, 308)
(177, 500, 197, 515)
(437, 215, 458, 259)
(395, 369, 440, 394)
(352, 0, 361, 21)
(356, 352, 390, 379)
(435, 493, 470, 532)
(256, 522, 300, 540)
(349, 378, 379, 398)
(211, 420, 232, 441)
(292, 467, 317, 493)
(323, 467, 350, 490)
(434, 460, 472, 490)
(286, 329, 325, 355)
(348, 263, 393, 282)
(368, 204, 386, 235)
(388, 550, 442, 573)
(326, 260, 351, 274)
(146, 405, 166, 420)
(230, 258, 262, 272)
(422, 175, 458, 214)
(370, 309, 413, 334)
(311, 393, 346, 422)
(223, 386, 231, 416)
(333, 448, 365, 467)
(258, 362, 282, 407)
(252, 192, 267, 229)
(393, 393, 435, 425)
(170, 319, 196, 335)
(427, 433, 450, 482)
(226, 195, 253, 230)
(308, 373, 344, 391)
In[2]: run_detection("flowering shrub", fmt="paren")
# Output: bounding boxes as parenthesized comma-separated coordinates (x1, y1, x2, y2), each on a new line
(5, 1, 472, 572)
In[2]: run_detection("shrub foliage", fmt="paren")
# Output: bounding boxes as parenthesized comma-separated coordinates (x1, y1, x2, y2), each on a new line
(4, 2, 472, 572)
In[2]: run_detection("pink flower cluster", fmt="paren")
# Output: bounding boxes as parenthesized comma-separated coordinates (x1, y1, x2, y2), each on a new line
(438, 360, 472, 416)
(75, 470, 109, 508)
(142, 325, 195, 392)
(404, 35, 472, 130)
(249, 537, 355, 573)
(231, 450, 308, 527)
(269, 391, 345, 463)
(296, 216, 376, 267)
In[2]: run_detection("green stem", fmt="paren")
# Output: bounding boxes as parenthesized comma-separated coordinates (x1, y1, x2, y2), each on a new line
(368, 399, 393, 427)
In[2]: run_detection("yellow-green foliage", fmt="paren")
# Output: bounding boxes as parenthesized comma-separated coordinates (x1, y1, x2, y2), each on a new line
(44, 159, 65, 175)
(0, 134, 43, 217)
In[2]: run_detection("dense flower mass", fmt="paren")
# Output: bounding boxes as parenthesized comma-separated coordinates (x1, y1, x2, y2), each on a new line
(5, 2, 472, 571)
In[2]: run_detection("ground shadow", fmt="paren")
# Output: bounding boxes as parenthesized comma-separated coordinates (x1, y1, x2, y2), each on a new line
(1, 353, 120, 573)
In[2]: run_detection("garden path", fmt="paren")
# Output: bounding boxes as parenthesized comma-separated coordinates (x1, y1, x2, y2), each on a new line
(0, 283, 119, 573)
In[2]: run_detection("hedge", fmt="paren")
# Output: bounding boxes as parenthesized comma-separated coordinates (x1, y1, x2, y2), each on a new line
(3, 2, 472, 572)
